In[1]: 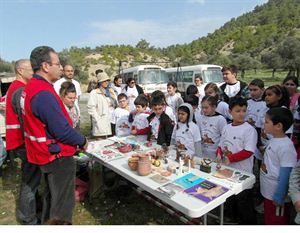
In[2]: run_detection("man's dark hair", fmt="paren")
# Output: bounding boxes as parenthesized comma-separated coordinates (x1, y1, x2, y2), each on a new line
(221, 64, 237, 74)
(30, 46, 56, 73)
(134, 94, 148, 107)
(228, 96, 247, 110)
(249, 79, 264, 89)
(266, 107, 293, 132)
(117, 93, 128, 101)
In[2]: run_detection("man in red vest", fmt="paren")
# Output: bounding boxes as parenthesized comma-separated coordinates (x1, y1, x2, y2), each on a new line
(5, 59, 41, 224)
(22, 46, 88, 224)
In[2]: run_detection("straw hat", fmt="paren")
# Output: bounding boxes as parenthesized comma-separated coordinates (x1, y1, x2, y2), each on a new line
(96, 72, 110, 83)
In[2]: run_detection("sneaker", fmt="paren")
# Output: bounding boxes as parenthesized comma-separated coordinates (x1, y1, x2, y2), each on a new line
(255, 202, 264, 214)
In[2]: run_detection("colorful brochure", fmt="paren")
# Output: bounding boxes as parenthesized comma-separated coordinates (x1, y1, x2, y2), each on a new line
(174, 173, 205, 189)
(184, 180, 229, 203)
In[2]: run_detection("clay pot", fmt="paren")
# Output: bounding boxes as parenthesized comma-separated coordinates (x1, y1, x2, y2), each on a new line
(128, 157, 139, 171)
(137, 154, 151, 176)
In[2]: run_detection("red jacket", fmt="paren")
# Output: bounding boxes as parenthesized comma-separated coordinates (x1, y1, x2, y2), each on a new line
(5, 80, 25, 150)
(23, 78, 76, 165)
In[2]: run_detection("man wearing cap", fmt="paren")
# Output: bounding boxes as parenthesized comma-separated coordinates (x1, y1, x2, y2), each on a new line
(87, 72, 117, 138)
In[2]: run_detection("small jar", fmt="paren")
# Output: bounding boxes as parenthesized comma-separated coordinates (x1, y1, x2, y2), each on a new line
(137, 154, 151, 176)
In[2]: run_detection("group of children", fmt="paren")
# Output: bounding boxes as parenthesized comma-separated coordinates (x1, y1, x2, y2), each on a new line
(109, 74, 299, 225)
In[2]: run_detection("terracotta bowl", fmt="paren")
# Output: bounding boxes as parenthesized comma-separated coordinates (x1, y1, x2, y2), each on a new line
(128, 157, 139, 171)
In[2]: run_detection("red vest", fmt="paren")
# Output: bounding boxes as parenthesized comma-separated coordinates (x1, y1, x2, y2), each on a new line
(5, 80, 25, 150)
(23, 77, 76, 165)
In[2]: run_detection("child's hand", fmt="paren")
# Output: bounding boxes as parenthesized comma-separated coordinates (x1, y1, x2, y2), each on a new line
(215, 155, 222, 163)
(294, 200, 300, 212)
(131, 129, 137, 135)
(223, 156, 230, 165)
(272, 200, 282, 207)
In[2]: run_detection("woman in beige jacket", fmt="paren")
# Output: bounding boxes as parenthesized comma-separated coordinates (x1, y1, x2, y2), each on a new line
(87, 72, 117, 138)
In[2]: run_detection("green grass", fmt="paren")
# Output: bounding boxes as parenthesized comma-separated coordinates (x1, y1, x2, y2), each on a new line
(239, 69, 289, 87)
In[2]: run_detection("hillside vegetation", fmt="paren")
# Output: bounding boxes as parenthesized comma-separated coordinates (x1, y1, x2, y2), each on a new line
(1, 0, 300, 82)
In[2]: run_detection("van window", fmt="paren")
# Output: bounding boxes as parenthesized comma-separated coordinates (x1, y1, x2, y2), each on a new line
(182, 71, 193, 83)
(203, 69, 223, 83)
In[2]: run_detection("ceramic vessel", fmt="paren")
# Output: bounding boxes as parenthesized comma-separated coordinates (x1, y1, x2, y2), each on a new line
(137, 154, 151, 176)
(128, 157, 139, 171)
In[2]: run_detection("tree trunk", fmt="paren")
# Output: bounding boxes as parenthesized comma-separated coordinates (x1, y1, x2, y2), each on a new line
(287, 70, 295, 77)
(241, 69, 245, 79)
(272, 68, 276, 79)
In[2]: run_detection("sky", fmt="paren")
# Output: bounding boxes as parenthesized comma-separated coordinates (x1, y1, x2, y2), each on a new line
(0, 0, 268, 62)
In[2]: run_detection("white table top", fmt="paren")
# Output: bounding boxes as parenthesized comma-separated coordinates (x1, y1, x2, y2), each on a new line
(87, 136, 256, 219)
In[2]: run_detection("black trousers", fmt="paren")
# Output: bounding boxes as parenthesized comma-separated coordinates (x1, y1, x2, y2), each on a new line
(40, 156, 76, 224)
(224, 188, 257, 225)
(13, 145, 41, 225)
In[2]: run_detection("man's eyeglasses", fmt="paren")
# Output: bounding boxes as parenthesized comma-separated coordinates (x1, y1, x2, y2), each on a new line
(130, 81, 135, 84)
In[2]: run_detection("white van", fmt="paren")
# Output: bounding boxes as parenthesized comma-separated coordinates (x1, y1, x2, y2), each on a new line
(120, 65, 169, 94)
(166, 64, 223, 94)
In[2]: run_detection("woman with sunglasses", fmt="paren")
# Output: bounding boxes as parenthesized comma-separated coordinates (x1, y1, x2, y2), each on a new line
(122, 77, 144, 112)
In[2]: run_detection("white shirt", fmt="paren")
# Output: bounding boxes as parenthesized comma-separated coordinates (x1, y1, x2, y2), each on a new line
(132, 111, 150, 141)
(166, 95, 179, 116)
(260, 137, 297, 201)
(216, 101, 232, 121)
(112, 107, 130, 137)
(54, 77, 82, 115)
(149, 116, 160, 140)
(224, 81, 241, 98)
(123, 86, 139, 112)
(165, 105, 176, 123)
(197, 114, 227, 159)
(219, 122, 257, 174)
(171, 122, 201, 157)
(197, 85, 205, 103)
(246, 99, 268, 128)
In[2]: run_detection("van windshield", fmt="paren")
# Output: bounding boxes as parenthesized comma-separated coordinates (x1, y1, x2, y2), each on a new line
(203, 69, 223, 83)
(138, 69, 168, 85)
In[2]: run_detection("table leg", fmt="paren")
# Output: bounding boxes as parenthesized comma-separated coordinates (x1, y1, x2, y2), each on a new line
(203, 214, 207, 225)
(220, 203, 224, 225)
